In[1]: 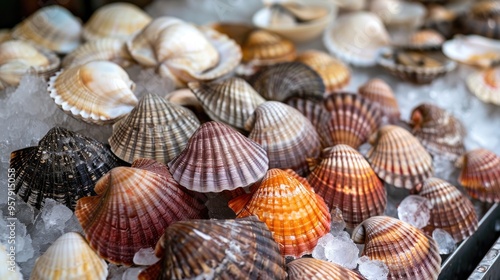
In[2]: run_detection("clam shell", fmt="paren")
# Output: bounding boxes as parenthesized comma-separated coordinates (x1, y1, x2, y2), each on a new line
(442, 35, 500, 68)
(47, 60, 138, 125)
(138, 216, 287, 280)
(462, 1, 500, 40)
(352, 216, 441, 280)
(75, 158, 207, 265)
(82, 2, 152, 41)
(415, 177, 478, 242)
(410, 103, 466, 160)
(248, 61, 325, 102)
(9, 127, 125, 210)
(30, 232, 108, 280)
(456, 148, 500, 203)
(466, 66, 500, 106)
(228, 168, 331, 258)
(287, 258, 364, 280)
(241, 29, 296, 65)
(12, 6, 81, 54)
(367, 125, 434, 189)
(167, 121, 269, 193)
(61, 38, 134, 68)
(109, 92, 200, 164)
(245, 101, 321, 176)
(308, 145, 387, 229)
(358, 78, 400, 124)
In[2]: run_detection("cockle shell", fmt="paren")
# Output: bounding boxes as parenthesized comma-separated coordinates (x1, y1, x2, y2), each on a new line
(30, 232, 108, 280)
(12, 6, 82, 54)
(82, 2, 152, 41)
(414, 177, 478, 242)
(286, 97, 332, 147)
(466, 66, 500, 106)
(168, 121, 269, 193)
(287, 258, 364, 280)
(75, 158, 207, 266)
(47, 60, 138, 125)
(410, 103, 466, 160)
(456, 148, 500, 203)
(9, 127, 125, 210)
(138, 217, 287, 280)
(358, 78, 400, 124)
(442, 35, 500, 68)
(61, 38, 134, 68)
(462, 1, 500, 40)
(308, 145, 387, 229)
(367, 125, 434, 189)
(352, 216, 441, 280)
(228, 168, 331, 258)
(245, 101, 321, 176)
(109, 92, 200, 164)
(241, 29, 296, 65)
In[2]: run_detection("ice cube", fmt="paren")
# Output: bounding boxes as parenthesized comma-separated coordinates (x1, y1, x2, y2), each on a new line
(324, 231, 359, 269)
(40, 199, 73, 232)
(312, 233, 335, 260)
(133, 247, 160, 266)
(397, 195, 432, 229)
(330, 207, 346, 236)
(123, 267, 145, 280)
(432, 228, 456, 255)
(357, 255, 389, 280)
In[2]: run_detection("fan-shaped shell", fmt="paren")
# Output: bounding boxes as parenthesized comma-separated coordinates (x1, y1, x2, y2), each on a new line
(442, 35, 500, 68)
(456, 148, 500, 203)
(466, 66, 500, 106)
(308, 145, 387, 229)
(82, 2, 152, 41)
(287, 258, 364, 280)
(228, 169, 331, 258)
(109, 92, 200, 164)
(410, 103, 466, 160)
(367, 125, 434, 189)
(286, 97, 332, 147)
(241, 29, 296, 65)
(9, 127, 125, 210)
(75, 158, 207, 266)
(138, 217, 287, 280)
(414, 177, 478, 242)
(352, 216, 441, 280)
(12, 6, 82, 54)
(245, 101, 321, 176)
(168, 121, 269, 193)
(61, 38, 134, 68)
(462, 1, 500, 40)
(358, 78, 400, 124)
(30, 232, 108, 280)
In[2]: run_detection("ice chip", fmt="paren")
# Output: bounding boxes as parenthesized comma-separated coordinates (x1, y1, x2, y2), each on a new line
(330, 207, 346, 236)
(397, 195, 432, 229)
(323, 231, 359, 269)
(40, 199, 73, 232)
(357, 255, 389, 280)
(123, 267, 145, 280)
(133, 247, 160, 266)
(432, 228, 456, 255)
(108, 263, 128, 280)
(312, 233, 335, 260)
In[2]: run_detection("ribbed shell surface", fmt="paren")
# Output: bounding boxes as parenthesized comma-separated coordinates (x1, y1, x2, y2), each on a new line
(287, 258, 364, 280)
(358, 78, 400, 124)
(241, 30, 296, 65)
(61, 38, 134, 68)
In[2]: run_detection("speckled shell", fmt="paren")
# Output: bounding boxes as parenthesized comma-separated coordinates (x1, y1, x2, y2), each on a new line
(138, 217, 287, 280)
(241, 29, 296, 65)
(358, 78, 400, 124)
(352, 216, 441, 280)
(466, 66, 500, 106)
(228, 169, 331, 258)
(9, 127, 125, 210)
(30, 232, 108, 280)
(308, 145, 386, 229)
(410, 103, 466, 160)
(109, 92, 200, 164)
(168, 121, 269, 193)
(248, 62, 325, 102)
(61, 38, 134, 68)
(456, 148, 500, 203)
(245, 101, 321, 176)
(286, 97, 332, 147)
(188, 77, 265, 131)
(462, 1, 500, 39)
(415, 177, 478, 242)
(287, 258, 364, 280)
(82, 2, 152, 41)
(12, 6, 82, 54)
(75, 159, 207, 266)
(367, 125, 434, 189)
(323, 93, 381, 149)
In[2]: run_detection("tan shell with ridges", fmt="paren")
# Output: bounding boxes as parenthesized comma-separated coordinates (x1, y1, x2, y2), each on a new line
(287, 258, 364, 280)
(358, 78, 400, 124)
(61, 38, 134, 68)
(241, 29, 296, 65)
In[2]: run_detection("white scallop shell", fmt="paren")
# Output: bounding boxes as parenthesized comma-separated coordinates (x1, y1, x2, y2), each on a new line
(466, 67, 500, 106)
(443, 35, 500, 68)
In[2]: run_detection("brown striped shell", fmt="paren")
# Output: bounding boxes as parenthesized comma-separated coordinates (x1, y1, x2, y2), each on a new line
(61, 38, 134, 68)
(245, 101, 321, 176)
(287, 258, 364, 280)
(241, 29, 296, 65)
(286, 98, 332, 147)
(456, 148, 500, 203)
(108, 92, 200, 164)
(307, 145, 387, 229)
(352, 216, 441, 280)
(75, 159, 207, 266)
(414, 177, 478, 242)
(138, 217, 287, 280)
(367, 125, 434, 189)
(168, 121, 269, 193)
(358, 78, 400, 124)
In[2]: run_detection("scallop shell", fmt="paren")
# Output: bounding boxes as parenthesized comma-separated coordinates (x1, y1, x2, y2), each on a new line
(414, 177, 478, 242)
(369, 0, 426, 29)
(286, 97, 332, 147)
(138, 217, 287, 280)
(466, 66, 500, 106)
(30, 232, 108, 280)
(248, 62, 325, 102)
(287, 258, 364, 280)
(410, 103, 466, 160)
(456, 148, 500, 203)
(358, 78, 400, 124)
(75, 158, 207, 266)
(241, 29, 296, 65)
(295, 50, 351, 94)
(352, 216, 441, 280)
(245, 101, 321, 176)
(228, 168, 331, 258)
(442, 35, 500, 68)
(61, 38, 134, 68)
(462, 1, 500, 40)
(82, 2, 152, 41)
(308, 145, 387, 229)
(109, 92, 200, 164)
(47, 60, 138, 125)
(168, 121, 269, 193)
(367, 125, 434, 189)
(323, 11, 390, 67)
(12, 6, 82, 54)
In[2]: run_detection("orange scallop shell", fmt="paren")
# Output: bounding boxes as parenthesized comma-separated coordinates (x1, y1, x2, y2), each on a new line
(358, 78, 400, 124)
(241, 30, 296, 65)
(287, 258, 364, 280)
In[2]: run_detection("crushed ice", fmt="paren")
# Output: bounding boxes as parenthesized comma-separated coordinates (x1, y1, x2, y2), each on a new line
(329, 207, 346, 236)
(357, 256, 389, 280)
(397, 195, 432, 229)
(312, 232, 359, 269)
(433, 229, 456, 255)
(133, 247, 160, 266)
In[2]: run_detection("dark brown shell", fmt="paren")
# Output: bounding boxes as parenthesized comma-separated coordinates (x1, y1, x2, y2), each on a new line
(358, 78, 400, 124)
(462, 1, 500, 39)
(287, 258, 364, 280)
